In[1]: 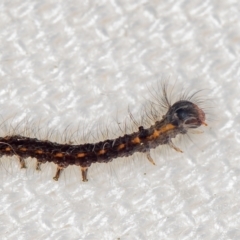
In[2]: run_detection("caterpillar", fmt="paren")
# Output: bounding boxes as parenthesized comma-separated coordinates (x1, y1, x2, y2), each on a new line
(0, 83, 208, 182)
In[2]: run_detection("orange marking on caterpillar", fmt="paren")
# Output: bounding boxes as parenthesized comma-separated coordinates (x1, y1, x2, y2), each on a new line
(55, 153, 64, 158)
(117, 144, 125, 150)
(147, 124, 176, 140)
(77, 153, 86, 158)
(19, 147, 27, 151)
(35, 150, 43, 154)
(98, 149, 106, 155)
(131, 137, 141, 144)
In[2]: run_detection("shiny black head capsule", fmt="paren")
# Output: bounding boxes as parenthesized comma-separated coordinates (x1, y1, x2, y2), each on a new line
(166, 100, 206, 131)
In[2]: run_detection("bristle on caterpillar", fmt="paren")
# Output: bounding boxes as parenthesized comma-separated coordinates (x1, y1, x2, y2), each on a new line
(0, 83, 208, 182)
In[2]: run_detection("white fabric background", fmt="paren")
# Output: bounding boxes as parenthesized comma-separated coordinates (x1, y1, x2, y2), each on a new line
(0, 1, 240, 239)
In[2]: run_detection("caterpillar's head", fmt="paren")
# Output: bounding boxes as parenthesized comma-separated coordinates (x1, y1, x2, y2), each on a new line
(166, 100, 206, 132)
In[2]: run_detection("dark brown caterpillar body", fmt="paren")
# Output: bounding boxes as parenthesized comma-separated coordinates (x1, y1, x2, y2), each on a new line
(0, 100, 206, 182)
